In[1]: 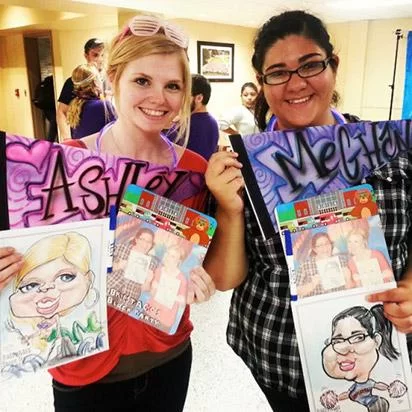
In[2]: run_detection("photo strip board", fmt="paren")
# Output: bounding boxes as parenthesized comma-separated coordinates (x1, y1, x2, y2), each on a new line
(108, 185, 216, 335)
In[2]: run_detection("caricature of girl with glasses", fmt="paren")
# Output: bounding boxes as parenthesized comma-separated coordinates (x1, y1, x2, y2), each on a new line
(320, 305, 407, 411)
(7, 232, 103, 368)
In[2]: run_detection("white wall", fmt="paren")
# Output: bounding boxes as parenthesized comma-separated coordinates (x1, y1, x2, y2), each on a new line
(52, 25, 118, 99)
(329, 18, 412, 120)
(171, 18, 257, 121)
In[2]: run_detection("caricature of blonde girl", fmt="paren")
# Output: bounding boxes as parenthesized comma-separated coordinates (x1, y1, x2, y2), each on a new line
(8, 232, 102, 365)
(320, 305, 407, 411)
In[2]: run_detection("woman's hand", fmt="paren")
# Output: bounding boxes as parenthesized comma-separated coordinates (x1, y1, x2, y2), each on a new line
(205, 151, 244, 216)
(0, 247, 23, 292)
(186, 266, 216, 304)
(368, 273, 412, 333)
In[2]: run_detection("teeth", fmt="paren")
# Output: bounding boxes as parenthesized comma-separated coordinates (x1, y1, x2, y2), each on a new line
(288, 96, 310, 104)
(141, 108, 166, 117)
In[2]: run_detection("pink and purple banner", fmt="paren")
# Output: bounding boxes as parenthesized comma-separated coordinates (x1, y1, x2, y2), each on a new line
(0, 132, 204, 230)
(230, 120, 412, 238)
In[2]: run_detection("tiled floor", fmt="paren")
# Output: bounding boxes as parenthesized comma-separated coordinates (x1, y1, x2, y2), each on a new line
(0, 291, 271, 412)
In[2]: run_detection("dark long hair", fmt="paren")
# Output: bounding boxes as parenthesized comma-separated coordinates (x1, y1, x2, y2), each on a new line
(241, 82, 258, 95)
(252, 10, 338, 131)
(331, 305, 400, 361)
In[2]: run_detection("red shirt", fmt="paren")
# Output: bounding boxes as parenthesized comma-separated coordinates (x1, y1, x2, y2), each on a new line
(49, 141, 207, 385)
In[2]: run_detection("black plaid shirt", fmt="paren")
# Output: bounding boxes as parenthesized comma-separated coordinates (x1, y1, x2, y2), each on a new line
(226, 153, 412, 398)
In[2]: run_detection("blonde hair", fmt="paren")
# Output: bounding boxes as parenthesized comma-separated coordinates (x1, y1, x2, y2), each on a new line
(15, 232, 92, 289)
(67, 64, 102, 128)
(107, 25, 191, 146)
(347, 227, 369, 245)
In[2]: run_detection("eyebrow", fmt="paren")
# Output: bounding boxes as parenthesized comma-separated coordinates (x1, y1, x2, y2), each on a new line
(264, 53, 324, 72)
(130, 72, 183, 82)
(332, 329, 365, 338)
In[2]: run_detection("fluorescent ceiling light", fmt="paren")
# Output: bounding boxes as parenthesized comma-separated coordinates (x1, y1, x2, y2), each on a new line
(330, 0, 412, 9)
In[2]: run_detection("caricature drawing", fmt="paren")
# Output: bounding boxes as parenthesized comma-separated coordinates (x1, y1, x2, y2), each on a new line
(320, 305, 407, 411)
(4, 232, 104, 374)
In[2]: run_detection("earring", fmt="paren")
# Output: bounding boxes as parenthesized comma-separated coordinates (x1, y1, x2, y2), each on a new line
(84, 287, 99, 309)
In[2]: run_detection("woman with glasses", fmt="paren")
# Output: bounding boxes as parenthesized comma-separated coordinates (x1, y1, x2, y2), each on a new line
(0, 15, 215, 412)
(204, 9, 412, 412)
(320, 304, 405, 411)
(296, 232, 351, 298)
(109, 226, 157, 313)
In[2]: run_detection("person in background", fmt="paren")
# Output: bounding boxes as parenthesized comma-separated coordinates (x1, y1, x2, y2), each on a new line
(57, 38, 105, 141)
(218, 81, 259, 136)
(66, 64, 116, 139)
(168, 74, 218, 161)
(0, 15, 215, 412)
(204, 10, 412, 412)
(166, 74, 219, 161)
(33, 75, 58, 142)
(186, 74, 219, 161)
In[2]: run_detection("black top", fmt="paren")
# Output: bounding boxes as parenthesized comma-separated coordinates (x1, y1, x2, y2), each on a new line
(58, 77, 74, 105)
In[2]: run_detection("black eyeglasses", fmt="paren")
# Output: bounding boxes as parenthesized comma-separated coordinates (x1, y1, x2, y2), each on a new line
(260, 57, 332, 86)
(325, 332, 370, 355)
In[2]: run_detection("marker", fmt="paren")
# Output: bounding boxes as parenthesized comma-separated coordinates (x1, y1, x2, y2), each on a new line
(284, 230, 297, 301)
(107, 205, 117, 273)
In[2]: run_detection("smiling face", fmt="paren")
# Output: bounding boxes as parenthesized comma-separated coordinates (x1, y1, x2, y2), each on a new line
(261, 35, 337, 130)
(9, 257, 91, 320)
(241, 86, 258, 109)
(313, 235, 333, 259)
(114, 53, 185, 138)
(347, 233, 368, 257)
(322, 316, 381, 383)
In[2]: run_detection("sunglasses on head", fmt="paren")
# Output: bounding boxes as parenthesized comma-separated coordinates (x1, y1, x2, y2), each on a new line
(119, 15, 189, 49)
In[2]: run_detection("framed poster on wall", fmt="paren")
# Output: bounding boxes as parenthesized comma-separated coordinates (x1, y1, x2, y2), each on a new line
(197, 41, 234, 82)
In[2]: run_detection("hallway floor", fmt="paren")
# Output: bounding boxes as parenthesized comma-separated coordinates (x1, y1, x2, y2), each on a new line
(0, 291, 271, 412)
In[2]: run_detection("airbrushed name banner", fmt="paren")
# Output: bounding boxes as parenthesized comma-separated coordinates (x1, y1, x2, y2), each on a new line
(0, 132, 205, 229)
(230, 120, 412, 238)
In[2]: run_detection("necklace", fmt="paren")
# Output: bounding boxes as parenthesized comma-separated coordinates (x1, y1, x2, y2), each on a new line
(98, 122, 179, 169)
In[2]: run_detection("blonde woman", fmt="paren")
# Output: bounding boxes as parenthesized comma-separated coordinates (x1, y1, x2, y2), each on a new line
(0, 15, 215, 411)
(66, 64, 116, 139)
(8, 233, 102, 365)
(347, 228, 394, 286)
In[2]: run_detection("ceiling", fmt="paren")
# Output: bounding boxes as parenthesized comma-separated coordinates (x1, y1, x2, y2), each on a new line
(2, 0, 412, 31)
(71, 0, 412, 27)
